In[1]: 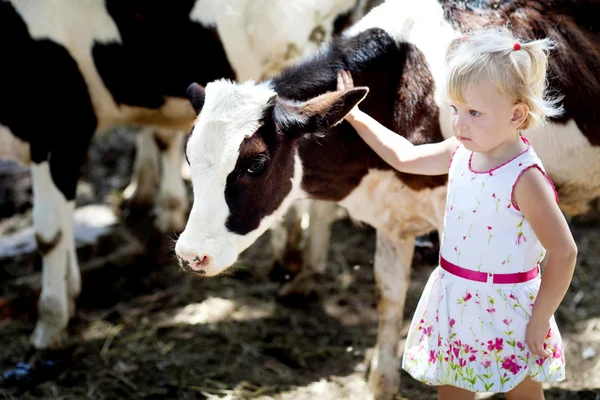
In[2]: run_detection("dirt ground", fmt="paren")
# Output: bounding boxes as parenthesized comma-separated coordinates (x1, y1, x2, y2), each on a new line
(0, 129, 599, 400)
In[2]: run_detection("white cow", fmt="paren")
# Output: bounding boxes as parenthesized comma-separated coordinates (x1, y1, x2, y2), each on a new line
(0, 0, 365, 383)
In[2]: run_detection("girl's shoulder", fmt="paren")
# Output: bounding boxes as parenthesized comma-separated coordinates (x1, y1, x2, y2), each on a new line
(510, 143, 558, 211)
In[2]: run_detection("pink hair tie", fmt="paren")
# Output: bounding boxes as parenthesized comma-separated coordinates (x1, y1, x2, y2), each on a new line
(513, 42, 521, 51)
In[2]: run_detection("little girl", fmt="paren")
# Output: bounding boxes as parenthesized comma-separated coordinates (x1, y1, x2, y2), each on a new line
(338, 26, 578, 399)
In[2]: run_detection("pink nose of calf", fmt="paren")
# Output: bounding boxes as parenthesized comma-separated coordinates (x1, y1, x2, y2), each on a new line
(177, 253, 210, 274)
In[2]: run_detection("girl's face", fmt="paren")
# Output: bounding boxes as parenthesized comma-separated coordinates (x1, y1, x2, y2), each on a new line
(450, 79, 527, 154)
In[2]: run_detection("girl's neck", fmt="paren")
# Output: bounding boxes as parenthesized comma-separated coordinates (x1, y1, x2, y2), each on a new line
(471, 134, 528, 172)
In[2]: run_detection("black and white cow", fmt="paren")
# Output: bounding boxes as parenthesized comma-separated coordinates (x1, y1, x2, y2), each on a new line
(0, 0, 365, 377)
(176, 0, 600, 398)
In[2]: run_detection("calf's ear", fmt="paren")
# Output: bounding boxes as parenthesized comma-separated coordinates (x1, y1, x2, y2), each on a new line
(299, 87, 369, 128)
(187, 82, 206, 115)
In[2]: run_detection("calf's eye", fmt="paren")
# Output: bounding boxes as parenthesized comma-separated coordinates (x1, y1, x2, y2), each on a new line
(247, 154, 268, 175)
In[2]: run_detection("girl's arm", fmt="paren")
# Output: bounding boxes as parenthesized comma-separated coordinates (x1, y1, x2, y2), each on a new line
(345, 110, 459, 176)
(338, 70, 458, 176)
(513, 167, 578, 358)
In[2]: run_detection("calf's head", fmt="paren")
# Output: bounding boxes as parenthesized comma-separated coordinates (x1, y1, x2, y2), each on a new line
(174, 79, 367, 275)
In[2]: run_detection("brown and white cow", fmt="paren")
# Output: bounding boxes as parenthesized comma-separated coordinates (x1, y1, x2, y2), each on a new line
(175, 0, 600, 398)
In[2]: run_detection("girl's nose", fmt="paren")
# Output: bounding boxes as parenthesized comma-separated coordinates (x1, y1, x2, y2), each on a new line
(453, 117, 467, 132)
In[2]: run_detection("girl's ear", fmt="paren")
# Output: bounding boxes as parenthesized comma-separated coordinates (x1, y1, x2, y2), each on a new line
(511, 102, 529, 129)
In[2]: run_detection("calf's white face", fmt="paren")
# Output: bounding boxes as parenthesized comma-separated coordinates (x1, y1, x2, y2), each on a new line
(174, 79, 368, 276)
(175, 79, 280, 275)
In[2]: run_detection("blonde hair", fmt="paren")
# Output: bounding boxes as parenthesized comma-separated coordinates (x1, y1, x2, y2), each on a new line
(445, 25, 563, 131)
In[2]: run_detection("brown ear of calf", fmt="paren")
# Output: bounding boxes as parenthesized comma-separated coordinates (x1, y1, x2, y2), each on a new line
(299, 87, 369, 128)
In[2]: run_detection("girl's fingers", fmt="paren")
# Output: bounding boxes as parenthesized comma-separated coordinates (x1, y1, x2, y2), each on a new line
(531, 342, 550, 358)
(345, 71, 353, 87)
(528, 341, 538, 356)
(337, 70, 354, 91)
(535, 343, 545, 358)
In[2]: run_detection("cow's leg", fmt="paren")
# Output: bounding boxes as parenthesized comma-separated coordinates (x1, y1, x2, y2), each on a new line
(153, 129, 189, 233)
(277, 200, 341, 297)
(368, 231, 414, 400)
(28, 133, 92, 350)
(28, 161, 72, 349)
(1, 129, 95, 388)
(122, 128, 160, 208)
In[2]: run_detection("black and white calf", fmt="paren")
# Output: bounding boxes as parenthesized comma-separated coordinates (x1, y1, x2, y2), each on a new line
(176, 0, 600, 398)
(0, 0, 362, 367)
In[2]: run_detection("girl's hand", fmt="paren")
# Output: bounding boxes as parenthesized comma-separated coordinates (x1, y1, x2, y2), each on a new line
(337, 70, 360, 119)
(526, 316, 553, 358)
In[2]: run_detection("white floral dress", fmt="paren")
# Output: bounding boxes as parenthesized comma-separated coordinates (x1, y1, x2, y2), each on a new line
(402, 136, 566, 393)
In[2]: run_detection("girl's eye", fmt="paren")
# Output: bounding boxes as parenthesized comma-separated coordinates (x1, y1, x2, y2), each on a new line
(470, 110, 480, 116)
(450, 105, 457, 114)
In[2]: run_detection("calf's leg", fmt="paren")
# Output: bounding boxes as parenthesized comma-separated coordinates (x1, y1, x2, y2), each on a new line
(368, 232, 414, 400)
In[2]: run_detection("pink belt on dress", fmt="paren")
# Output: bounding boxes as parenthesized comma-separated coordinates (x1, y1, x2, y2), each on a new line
(440, 256, 538, 284)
